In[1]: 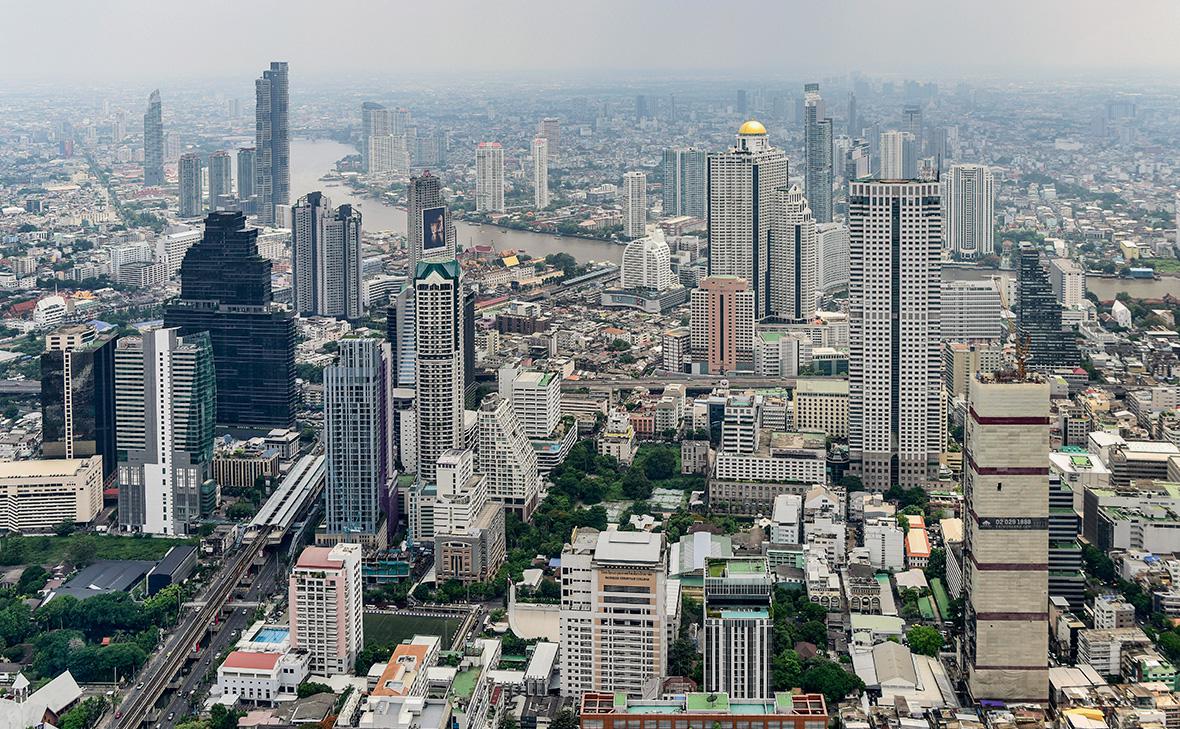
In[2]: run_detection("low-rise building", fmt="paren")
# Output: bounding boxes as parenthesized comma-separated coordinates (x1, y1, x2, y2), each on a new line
(579, 691, 828, 729)
(0, 456, 103, 533)
(793, 379, 848, 438)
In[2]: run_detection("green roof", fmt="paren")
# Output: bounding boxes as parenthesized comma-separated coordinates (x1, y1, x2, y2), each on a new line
(918, 597, 936, 620)
(720, 609, 770, 620)
(685, 693, 730, 711)
(930, 578, 951, 618)
(451, 667, 480, 698)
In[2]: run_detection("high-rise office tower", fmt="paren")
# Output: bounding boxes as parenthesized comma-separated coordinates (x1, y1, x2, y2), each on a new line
(736, 89, 749, 116)
(537, 117, 560, 157)
(849, 180, 942, 490)
(475, 142, 505, 212)
(1016, 244, 1081, 370)
(707, 121, 789, 320)
(289, 543, 364, 676)
(115, 328, 215, 536)
(387, 287, 416, 388)
(41, 324, 118, 484)
(635, 94, 649, 121)
(236, 147, 256, 211)
(962, 372, 1050, 703)
(476, 394, 541, 519)
(324, 338, 393, 543)
(255, 61, 290, 225)
(165, 211, 297, 429)
(769, 184, 817, 322)
(661, 147, 706, 219)
(1048, 472, 1085, 610)
(879, 131, 916, 179)
(622, 171, 647, 239)
(178, 152, 202, 217)
(804, 85, 834, 224)
(207, 150, 232, 211)
(509, 370, 562, 440)
(532, 137, 550, 209)
(407, 172, 454, 270)
(560, 528, 667, 698)
(903, 104, 924, 155)
(844, 139, 871, 181)
(361, 102, 391, 172)
(433, 449, 506, 583)
(690, 275, 755, 374)
(944, 164, 994, 259)
(847, 91, 858, 138)
(291, 192, 364, 320)
(703, 557, 772, 699)
(143, 90, 164, 187)
(414, 260, 464, 485)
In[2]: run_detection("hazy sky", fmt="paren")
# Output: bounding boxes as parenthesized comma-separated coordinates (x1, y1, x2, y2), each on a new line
(5, 0, 1180, 83)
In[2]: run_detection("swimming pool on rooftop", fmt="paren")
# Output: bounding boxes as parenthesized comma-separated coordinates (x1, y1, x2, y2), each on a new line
(251, 627, 289, 643)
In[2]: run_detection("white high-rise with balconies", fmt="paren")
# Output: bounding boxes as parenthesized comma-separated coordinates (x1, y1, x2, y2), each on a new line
(769, 184, 817, 322)
(849, 180, 942, 490)
(816, 222, 850, 292)
(620, 230, 674, 291)
(289, 543, 364, 676)
(707, 121, 790, 320)
(414, 260, 464, 486)
(879, 130, 915, 179)
(944, 164, 995, 259)
(475, 142, 505, 213)
(623, 171, 647, 238)
(476, 393, 541, 519)
(532, 138, 549, 209)
(509, 370, 561, 439)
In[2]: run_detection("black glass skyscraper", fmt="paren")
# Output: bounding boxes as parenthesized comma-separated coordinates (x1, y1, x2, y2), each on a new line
(143, 90, 164, 187)
(41, 325, 118, 483)
(1016, 243, 1080, 370)
(165, 211, 296, 430)
(255, 62, 289, 226)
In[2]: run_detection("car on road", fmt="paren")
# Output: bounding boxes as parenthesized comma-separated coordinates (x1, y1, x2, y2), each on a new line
(168, 712, 175, 721)
(136, 682, 144, 689)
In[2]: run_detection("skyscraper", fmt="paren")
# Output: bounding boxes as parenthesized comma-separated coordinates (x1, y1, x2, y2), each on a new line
(944, 164, 995, 259)
(291, 192, 364, 320)
(620, 231, 674, 291)
(255, 61, 290, 225)
(532, 137, 550, 209)
(115, 328, 216, 536)
(165, 211, 297, 429)
(289, 543, 364, 676)
(178, 152, 202, 218)
(476, 394, 541, 519)
(324, 338, 393, 543)
(847, 91, 858, 138)
(903, 103, 924, 155)
(622, 171, 647, 239)
(143, 90, 164, 187)
(475, 142, 505, 212)
(707, 121, 790, 320)
(537, 117, 560, 157)
(690, 276, 755, 374)
(661, 147, 706, 219)
(207, 150, 232, 211)
(769, 184, 817, 322)
(816, 222, 850, 292)
(879, 131, 915, 179)
(406, 172, 454, 271)
(361, 102, 391, 173)
(804, 85, 834, 224)
(1016, 244, 1081, 370)
(703, 557, 772, 699)
(414, 260, 464, 485)
(236, 147, 256, 212)
(849, 180, 942, 490)
(962, 372, 1050, 703)
(41, 324, 118, 484)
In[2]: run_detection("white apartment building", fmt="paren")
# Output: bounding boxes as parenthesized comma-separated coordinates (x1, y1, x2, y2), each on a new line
(848, 180, 942, 489)
(620, 230, 674, 291)
(879, 131, 915, 179)
(1048, 257, 1086, 309)
(864, 518, 905, 571)
(943, 164, 995, 259)
(940, 280, 1004, 342)
(475, 143, 505, 213)
(476, 394, 541, 519)
(770, 494, 803, 544)
(532, 138, 549, 209)
(507, 369, 561, 439)
(289, 543, 364, 676)
(816, 222, 850, 292)
(713, 431, 827, 484)
(559, 528, 668, 698)
(769, 184, 817, 321)
(623, 171, 647, 239)
(433, 449, 506, 583)
(155, 228, 201, 277)
(0, 456, 103, 533)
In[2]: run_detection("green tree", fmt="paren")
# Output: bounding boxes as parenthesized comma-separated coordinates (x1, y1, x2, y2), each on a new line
(643, 449, 676, 481)
(907, 625, 944, 657)
(924, 548, 946, 582)
(771, 648, 802, 691)
(622, 468, 652, 500)
(553, 709, 579, 729)
(16, 565, 49, 595)
(209, 705, 243, 729)
(668, 637, 698, 677)
(297, 681, 334, 698)
(798, 620, 828, 648)
(800, 657, 865, 705)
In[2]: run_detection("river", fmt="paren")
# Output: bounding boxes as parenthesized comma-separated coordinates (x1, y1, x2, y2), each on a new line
(291, 138, 1177, 299)
(289, 138, 626, 265)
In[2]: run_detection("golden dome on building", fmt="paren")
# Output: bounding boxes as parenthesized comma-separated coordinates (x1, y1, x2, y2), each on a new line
(738, 120, 767, 135)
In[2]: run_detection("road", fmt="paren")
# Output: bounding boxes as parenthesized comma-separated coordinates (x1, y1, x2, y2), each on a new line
(560, 376, 804, 392)
(111, 529, 271, 729)
(156, 551, 281, 728)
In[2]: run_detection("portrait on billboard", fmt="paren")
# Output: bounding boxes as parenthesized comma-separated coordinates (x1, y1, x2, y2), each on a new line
(423, 206, 446, 251)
